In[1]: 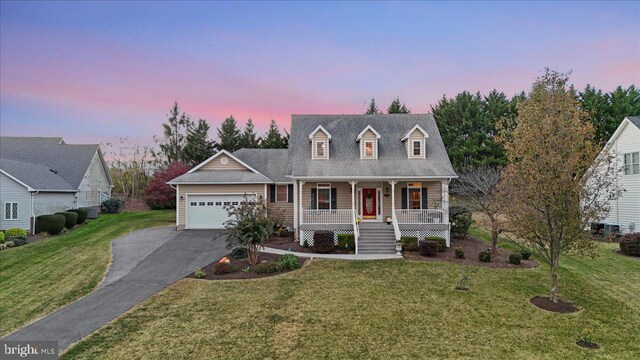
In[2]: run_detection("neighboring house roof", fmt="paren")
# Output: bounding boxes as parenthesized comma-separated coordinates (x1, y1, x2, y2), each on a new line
(288, 114, 457, 179)
(0, 136, 111, 191)
(627, 116, 640, 129)
(233, 148, 291, 183)
(600, 116, 640, 153)
(168, 170, 272, 184)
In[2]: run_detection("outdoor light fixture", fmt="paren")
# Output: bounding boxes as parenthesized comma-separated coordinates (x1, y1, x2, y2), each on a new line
(179, 195, 184, 201)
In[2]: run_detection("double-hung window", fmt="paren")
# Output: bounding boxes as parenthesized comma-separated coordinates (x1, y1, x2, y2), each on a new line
(317, 183, 331, 210)
(623, 152, 639, 175)
(4, 202, 18, 220)
(276, 184, 288, 202)
(316, 140, 326, 158)
(413, 140, 422, 156)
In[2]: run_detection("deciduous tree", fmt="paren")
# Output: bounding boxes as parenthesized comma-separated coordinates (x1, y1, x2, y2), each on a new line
(104, 137, 155, 200)
(143, 161, 190, 209)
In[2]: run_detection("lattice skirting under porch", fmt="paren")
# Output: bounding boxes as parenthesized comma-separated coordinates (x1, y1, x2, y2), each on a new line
(299, 230, 354, 246)
(400, 229, 450, 246)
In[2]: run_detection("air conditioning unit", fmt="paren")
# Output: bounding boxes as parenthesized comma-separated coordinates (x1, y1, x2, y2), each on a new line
(604, 224, 620, 236)
(629, 223, 636, 233)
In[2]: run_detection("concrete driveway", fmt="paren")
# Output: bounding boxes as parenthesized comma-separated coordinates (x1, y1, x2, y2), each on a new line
(3, 226, 227, 351)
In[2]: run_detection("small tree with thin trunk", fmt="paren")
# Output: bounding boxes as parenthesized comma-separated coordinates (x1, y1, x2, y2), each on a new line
(452, 167, 504, 256)
(498, 69, 621, 303)
(223, 196, 284, 265)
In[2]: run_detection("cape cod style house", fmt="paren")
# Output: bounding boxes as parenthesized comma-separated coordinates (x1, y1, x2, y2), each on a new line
(169, 114, 457, 254)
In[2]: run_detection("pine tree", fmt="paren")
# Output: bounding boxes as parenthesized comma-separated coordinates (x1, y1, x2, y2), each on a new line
(239, 119, 260, 149)
(387, 97, 411, 114)
(365, 98, 380, 114)
(217, 115, 241, 152)
(183, 119, 216, 167)
(261, 120, 287, 148)
(155, 102, 192, 165)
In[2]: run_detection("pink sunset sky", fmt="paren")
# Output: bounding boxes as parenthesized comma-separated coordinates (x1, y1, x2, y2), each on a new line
(1, 1, 639, 149)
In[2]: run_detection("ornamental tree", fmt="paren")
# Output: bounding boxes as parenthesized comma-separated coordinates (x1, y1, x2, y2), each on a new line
(143, 161, 190, 209)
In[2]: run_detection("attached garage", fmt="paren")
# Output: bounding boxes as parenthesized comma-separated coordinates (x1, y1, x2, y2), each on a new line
(186, 194, 256, 229)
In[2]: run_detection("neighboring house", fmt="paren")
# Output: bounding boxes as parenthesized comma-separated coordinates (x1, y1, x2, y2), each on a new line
(169, 114, 457, 254)
(0, 137, 113, 232)
(596, 116, 640, 234)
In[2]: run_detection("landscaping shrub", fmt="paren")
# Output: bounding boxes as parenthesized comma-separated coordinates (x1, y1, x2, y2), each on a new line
(619, 233, 640, 257)
(337, 233, 355, 250)
(455, 247, 465, 259)
(55, 212, 79, 229)
(0, 232, 4, 243)
(11, 236, 27, 247)
(508, 253, 522, 265)
(400, 236, 419, 252)
(68, 208, 88, 224)
(303, 239, 309, 248)
(252, 262, 281, 274)
(419, 240, 438, 257)
(478, 250, 492, 262)
(36, 214, 66, 235)
(277, 254, 300, 271)
(230, 246, 248, 259)
(212, 262, 238, 275)
(313, 231, 335, 253)
(143, 161, 190, 209)
(425, 236, 446, 252)
(5, 228, 27, 238)
(277, 228, 289, 237)
(521, 249, 532, 260)
(101, 198, 124, 214)
(451, 209, 472, 235)
(194, 267, 206, 278)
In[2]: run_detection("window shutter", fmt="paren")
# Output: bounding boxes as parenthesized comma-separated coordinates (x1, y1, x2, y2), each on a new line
(401, 188, 407, 209)
(311, 189, 317, 209)
(287, 184, 294, 203)
(331, 188, 337, 210)
(422, 188, 428, 209)
(269, 185, 276, 203)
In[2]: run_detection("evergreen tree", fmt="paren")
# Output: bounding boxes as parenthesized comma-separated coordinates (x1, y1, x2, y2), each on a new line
(217, 115, 241, 152)
(238, 119, 260, 149)
(154, 102, 192, 165)
(183, 119, 216, 167)
(365, 98, 381, 114)
(261, 120, 287, 148)
(387, 97, 411, 114)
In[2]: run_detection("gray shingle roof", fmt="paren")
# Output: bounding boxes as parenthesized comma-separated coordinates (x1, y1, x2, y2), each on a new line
(0, 159, 75, 191)
(627, 116, 640, 129)
(0, 137, 103, 190)
(168, 170, 271, 184)
(288, 114, 457, 178)
(233, 148, 291, 183)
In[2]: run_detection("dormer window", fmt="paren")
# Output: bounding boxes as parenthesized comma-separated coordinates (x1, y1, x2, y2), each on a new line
(412, 140, 422, 156)
(309, 125, 331, 160)
(357, 125, 381, 160)
(402, 124, 429, 159)
(316, 140, 326, 158)
(364, 141, 374, 157)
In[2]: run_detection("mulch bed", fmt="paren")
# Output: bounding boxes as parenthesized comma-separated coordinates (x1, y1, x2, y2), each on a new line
(187, 253, 306, 281)
(265, 233, 354, 254)
(576, 340, 600, 350)
(530, 296, 580, 313)
(403, 235, 538, 269)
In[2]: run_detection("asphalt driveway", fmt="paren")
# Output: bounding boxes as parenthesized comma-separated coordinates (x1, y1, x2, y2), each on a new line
(3, 227, 227, 351)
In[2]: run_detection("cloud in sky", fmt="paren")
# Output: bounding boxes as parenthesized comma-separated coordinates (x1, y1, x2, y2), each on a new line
(1, 1, 639, 146)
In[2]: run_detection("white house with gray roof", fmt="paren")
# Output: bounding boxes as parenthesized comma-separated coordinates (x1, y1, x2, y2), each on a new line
(0, 137, 113, 233)
(169, 114, 457, 254)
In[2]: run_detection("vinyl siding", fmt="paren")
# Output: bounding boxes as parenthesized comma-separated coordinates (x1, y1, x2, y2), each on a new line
(33, 192, 77, 216)
(602, 122, 640, 233)
(0, 173, 31, 231)
(301, 182, 351, 209)
(77, 150, 112, 207)
(272, 202, 294, 227)
(406, 129, 426, 158)
(200, 155, 248, 171)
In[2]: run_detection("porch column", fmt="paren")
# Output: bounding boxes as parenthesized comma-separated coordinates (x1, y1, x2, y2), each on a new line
(293, 180, 298, 236)
(349, 181, 357, 217)
(442, 179, 450, 247)
(299, 181, 305, 224)
(389, 181, 397, 218)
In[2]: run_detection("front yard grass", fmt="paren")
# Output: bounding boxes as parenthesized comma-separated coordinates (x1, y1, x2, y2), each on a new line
(64, 227, 639, 359)
(0, 210, 174, 336)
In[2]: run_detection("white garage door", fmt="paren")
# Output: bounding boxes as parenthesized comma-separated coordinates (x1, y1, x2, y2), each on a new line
(186, 194, 256, 229)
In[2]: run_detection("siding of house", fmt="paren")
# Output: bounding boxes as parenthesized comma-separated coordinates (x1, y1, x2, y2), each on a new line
(33, 192, 77, 216)
(300, 182, 352, 209)
(176, 184, 267, 228)
(77, 150, 112, 207)
(602, 122, 640, 233)
(272, 201, 294, 227)
(201, 155, 248, 170)
(0, 173, 31, 231)
(406, 129, 426, 158)
(359, 129, 378, 159)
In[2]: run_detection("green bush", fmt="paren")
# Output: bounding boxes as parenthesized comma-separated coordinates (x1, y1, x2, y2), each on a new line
(302, 239, 309, 248)
(194, 267, 206, 278)
(55, 212, 79, 229)
(252, 262, 281, 274)
(454, 247, 465, 259)
(277, 254, 300, 271)
(313, 231, 335, 254)
(425, 236, 446, 252)
(68, 208, 88, 224)
(11, 236, 27, 247)
(419, 240, 438, 257)
(479, 250, 492, 262)
(36, 214, 66, 235)
(619, 233, 640, 257)
(0, 232, 4, 243)
(520, 249, 532, 260)
(230, 246, 247, 259)
(337, 233, 355, 250)
(213, 262, 238, 275)
(508, 253, 522, 265)
(5, 228, 27, 238)
(451, 211, 472, 235)
(400, 236, 419, 252)
(101, 198, 123, 214)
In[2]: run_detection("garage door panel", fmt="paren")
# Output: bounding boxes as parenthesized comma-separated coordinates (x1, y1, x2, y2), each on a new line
(186, 194, 256, 229)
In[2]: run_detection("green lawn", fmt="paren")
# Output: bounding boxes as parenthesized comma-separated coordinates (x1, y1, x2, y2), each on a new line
(0, 210, 174, 336)
(63, 226, 639, 359)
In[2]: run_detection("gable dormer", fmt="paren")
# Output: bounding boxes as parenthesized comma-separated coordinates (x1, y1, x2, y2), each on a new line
(357, 125, 381, 160)
(401, 124, 429, 159)
(309, 125, 331, 160)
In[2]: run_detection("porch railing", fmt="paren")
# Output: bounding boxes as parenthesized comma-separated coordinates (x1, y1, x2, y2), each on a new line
(352, 210, 359, 254)
(301, 209, 354, 224)
(394, 209, 445, 224)
(391, 211, 401, 241)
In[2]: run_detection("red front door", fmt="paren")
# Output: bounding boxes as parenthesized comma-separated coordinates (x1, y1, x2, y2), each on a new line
(362, 188, 377, 219)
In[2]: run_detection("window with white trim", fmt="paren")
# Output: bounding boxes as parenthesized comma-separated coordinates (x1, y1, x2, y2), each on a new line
(276, 185, 288, 202)
(407, 183, 422, 210)
(624, 152, 639, 175)
(413, 140, 422, 156)
(313, 139, 328, 159)
(4, 202, 18, 220)
(317, 183, 331, 210)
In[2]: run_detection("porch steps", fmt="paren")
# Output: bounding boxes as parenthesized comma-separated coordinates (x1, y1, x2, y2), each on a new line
(358, 223, 396, 255)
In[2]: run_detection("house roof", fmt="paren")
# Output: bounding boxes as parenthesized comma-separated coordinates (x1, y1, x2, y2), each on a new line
(627, 116, 640, 129)
(0, 136, 109, 191)
(288, 114, 457, 178)
(168, 170, 272, 184)
(233, 148, 291, 183)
